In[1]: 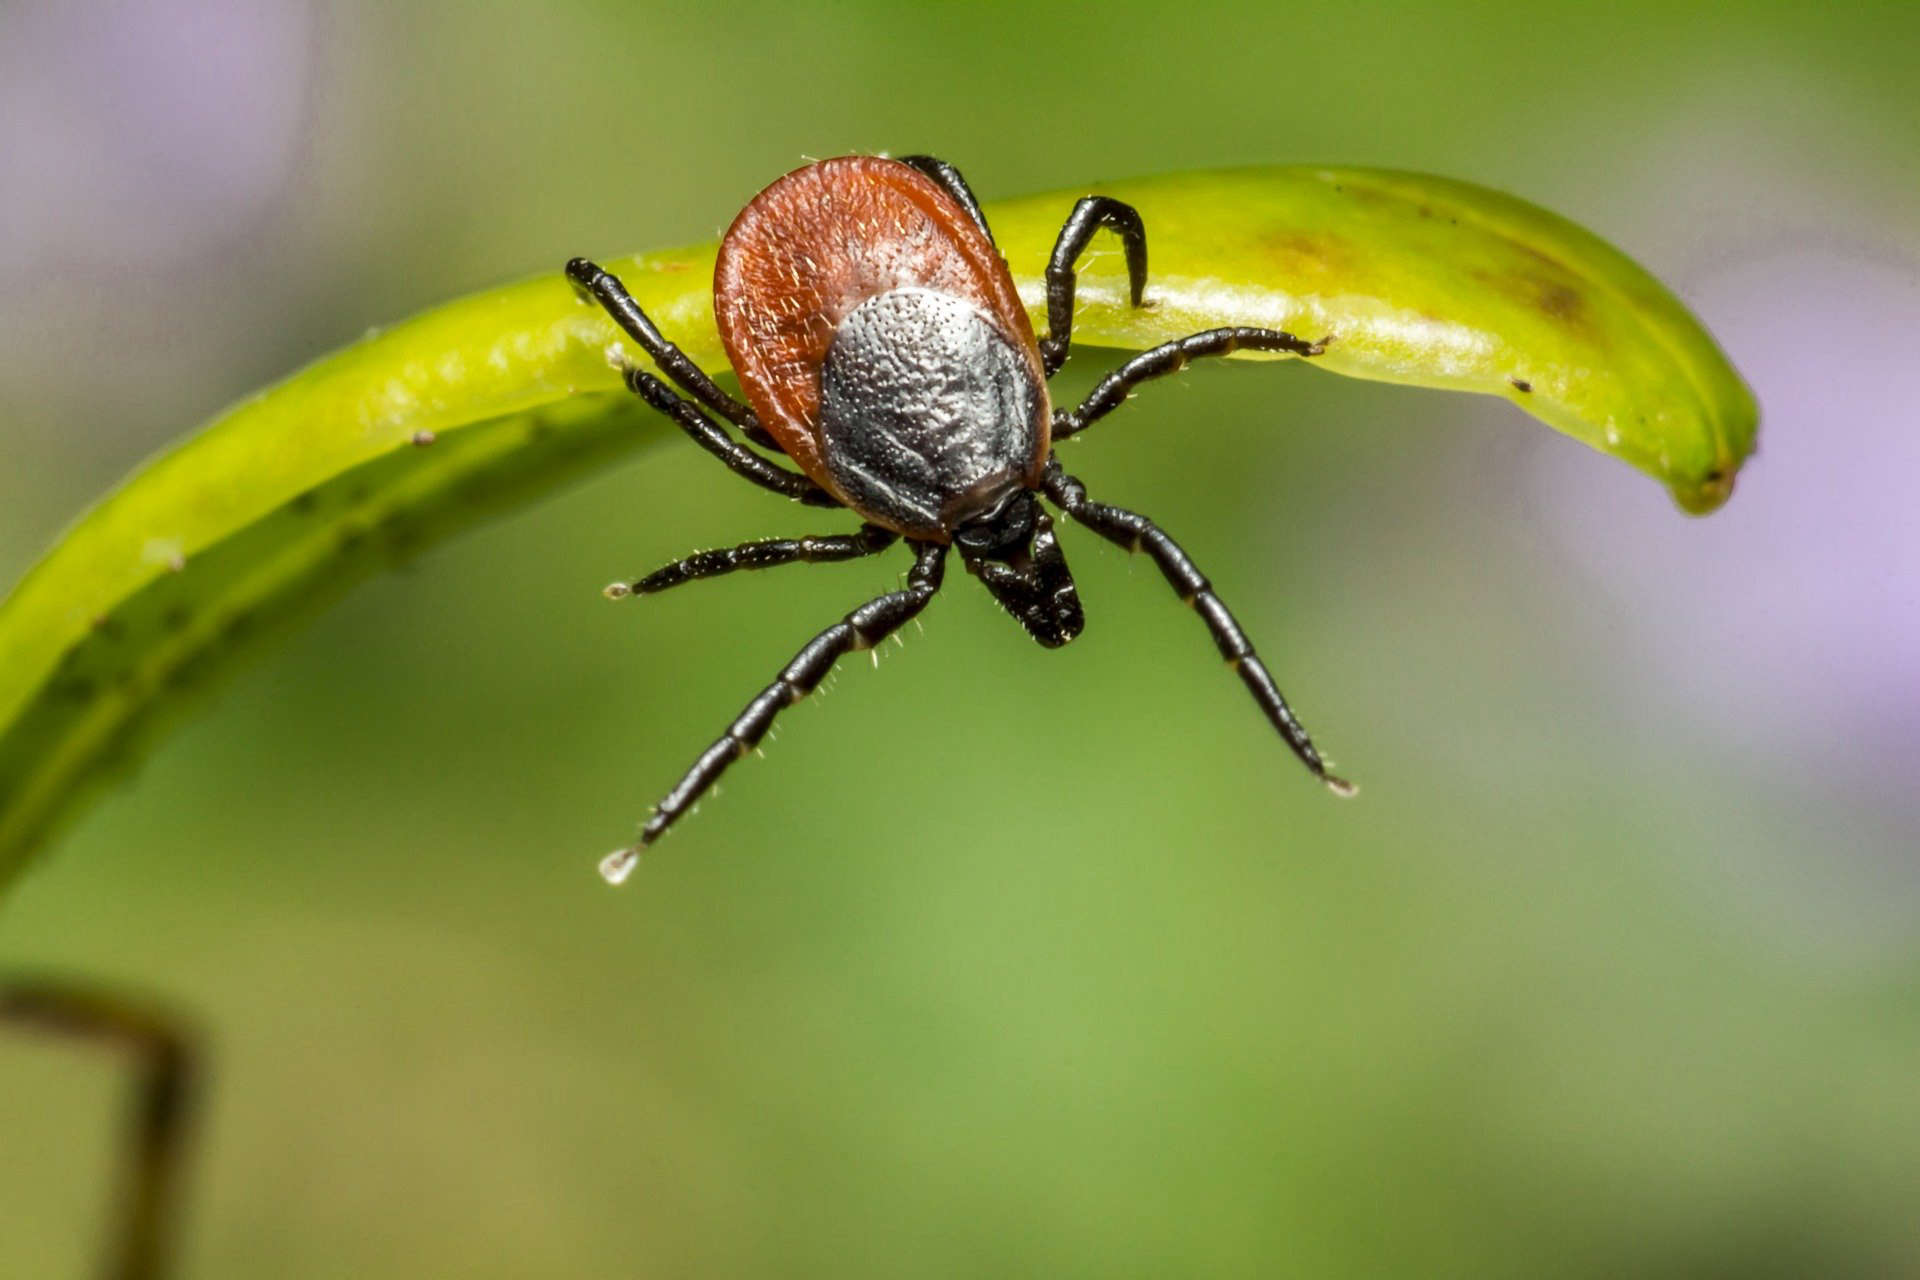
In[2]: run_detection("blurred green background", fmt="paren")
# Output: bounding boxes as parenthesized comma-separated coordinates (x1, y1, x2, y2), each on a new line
(3, 1, 1917, 1275)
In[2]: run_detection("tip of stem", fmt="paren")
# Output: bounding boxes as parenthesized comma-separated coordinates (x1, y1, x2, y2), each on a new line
(598, 847, 640, 886)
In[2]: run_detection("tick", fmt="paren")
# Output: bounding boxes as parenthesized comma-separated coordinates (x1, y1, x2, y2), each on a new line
(570, 154, 1351, 883)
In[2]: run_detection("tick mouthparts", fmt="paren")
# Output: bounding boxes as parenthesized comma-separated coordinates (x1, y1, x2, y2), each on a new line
(598, 847, 640, 885)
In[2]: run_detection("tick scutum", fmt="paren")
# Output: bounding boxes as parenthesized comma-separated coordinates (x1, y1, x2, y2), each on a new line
(817, 287, 1045, 536)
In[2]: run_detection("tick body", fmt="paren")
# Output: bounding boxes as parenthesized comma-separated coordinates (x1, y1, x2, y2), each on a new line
(569, 155, 1349, 881)
(717, 157, 1051, 540)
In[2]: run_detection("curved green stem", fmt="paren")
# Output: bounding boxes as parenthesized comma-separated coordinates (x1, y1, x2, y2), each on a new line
(0, 165, 1756, 889)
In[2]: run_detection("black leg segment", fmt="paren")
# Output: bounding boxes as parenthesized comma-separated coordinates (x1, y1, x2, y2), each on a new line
(1055, 327, 1332, 441)
(1041, 195, 1149, 378)
(621, 367, 839, 508)
(608, 524, 899, 598)
(898, 155, 995, 245)
(1042, 462, 1353, 795)
(566, 256, 784, 452)
(603, 541, 949, 873)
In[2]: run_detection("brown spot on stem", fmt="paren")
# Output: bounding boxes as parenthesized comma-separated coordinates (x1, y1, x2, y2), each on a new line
(1536, 281, 1582, 321)
(1263, 231, 1352, 287)
(1470, 265, 1592, 333)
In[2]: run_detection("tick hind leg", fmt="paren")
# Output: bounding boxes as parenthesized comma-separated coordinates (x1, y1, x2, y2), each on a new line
(898, 155, 996, 244)
(606, 524, 899, 598)
(565, 257, 783, 453)
(1041, 195, 1150, 377)
(1041, 462, 1353, 795)
(617, 366, 839, 508)
(601, 541, 949, 878)
(1054, 327, 1331, 441)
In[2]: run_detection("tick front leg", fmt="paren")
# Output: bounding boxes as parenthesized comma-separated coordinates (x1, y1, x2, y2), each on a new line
(605, 524, 899, 598)
(1040, 195, 1149, 378)
(565, 257, 783, 453)
(600, 541, 949, 879)
(1054, 327, 1331, 441)
(1042, 463, 1353, 795)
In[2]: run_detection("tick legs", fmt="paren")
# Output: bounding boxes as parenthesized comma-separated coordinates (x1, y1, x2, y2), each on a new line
(576, 276, 833, 504)
(620, 367, 839, 508)
(1041, 462, 1352, 795)
(565, 256, 783, 452)
(607, 540, 949, 866)
(3, 979, 197, 1280)
(1041, 195, 1149, 377)
(898, 155, 995, 245)
(1054, 327, 1331, 441)
(607, 524, 899, 598)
